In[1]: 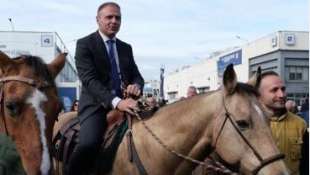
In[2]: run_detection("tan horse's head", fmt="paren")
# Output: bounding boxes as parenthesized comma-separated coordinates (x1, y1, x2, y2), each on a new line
(213, 64, 288, 175)
(0, 51, 65, 175)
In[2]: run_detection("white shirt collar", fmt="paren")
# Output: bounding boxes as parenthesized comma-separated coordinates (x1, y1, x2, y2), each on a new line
(98, 30, 116, 43)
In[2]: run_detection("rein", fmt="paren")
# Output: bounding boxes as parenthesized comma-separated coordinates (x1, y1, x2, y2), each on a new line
(129, 110, 235, 174)
(0, 75, 51, 136)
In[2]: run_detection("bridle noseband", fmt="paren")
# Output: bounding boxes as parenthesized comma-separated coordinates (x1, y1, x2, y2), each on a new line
(213, 97, 285, 175)
(0, 75, 52, 136)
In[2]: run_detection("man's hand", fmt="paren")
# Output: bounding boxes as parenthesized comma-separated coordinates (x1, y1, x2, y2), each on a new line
(126, 84, 141, 97)
(116, 98, 139, 115)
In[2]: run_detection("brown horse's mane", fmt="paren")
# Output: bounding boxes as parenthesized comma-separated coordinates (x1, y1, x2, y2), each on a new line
(13, 55, 56, 88)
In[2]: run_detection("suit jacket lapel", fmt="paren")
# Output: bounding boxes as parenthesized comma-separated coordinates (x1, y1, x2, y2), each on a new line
(94, 31, 110, 71)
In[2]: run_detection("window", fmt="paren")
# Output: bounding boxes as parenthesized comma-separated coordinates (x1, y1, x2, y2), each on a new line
(197, 86, 210, 94)
(285, 66, 308, 81)
(287, 93, 308, 106)
(168, 91, 178, 100)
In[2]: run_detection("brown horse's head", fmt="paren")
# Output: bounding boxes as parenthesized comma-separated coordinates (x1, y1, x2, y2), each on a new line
(0, 51, 66, 175)
(213, 64, 288, 175)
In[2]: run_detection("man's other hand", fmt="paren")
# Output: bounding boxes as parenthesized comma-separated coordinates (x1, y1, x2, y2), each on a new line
(116, 98, 138, 115)
(126, 84, 141, 97)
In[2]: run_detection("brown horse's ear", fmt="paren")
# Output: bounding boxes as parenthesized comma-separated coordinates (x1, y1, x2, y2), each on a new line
(0, 51, 13, 72)
(223, 64, 237, 95)
(247, 66, 261, 89)
(47, 53, 67, 79)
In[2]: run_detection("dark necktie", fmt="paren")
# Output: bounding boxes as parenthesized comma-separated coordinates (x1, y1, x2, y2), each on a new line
(107, 40, 122, 97)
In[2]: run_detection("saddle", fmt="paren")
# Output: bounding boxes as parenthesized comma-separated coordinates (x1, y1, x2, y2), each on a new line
(52, 104, 157, 174)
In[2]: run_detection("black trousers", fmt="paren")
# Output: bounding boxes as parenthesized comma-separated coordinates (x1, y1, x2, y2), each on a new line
(67, 109, 107, 175)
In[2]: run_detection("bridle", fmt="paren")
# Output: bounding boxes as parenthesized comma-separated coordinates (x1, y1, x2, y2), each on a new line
(213, 96, 285, 175)
(0, 75, 52, 136)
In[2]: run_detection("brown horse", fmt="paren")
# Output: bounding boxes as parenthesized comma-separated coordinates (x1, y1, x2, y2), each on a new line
(0, 49, 288, 175)
(0, 51, 65, 175)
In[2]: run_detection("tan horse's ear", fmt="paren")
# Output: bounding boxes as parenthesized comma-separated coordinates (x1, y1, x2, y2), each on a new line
(0, 51, 13, 72)
(247, 66, 261, 88)
(47, 53, 67, 79)
(223, 64, 237, 95)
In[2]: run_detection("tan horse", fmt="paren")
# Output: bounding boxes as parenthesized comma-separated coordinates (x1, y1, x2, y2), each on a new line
(0, 49, 288, 175)
(110, 65, 289, 175)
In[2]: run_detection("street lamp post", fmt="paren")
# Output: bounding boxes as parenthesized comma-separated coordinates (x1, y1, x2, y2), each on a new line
(235, 35, 249, 44)
(8, 18, 15, 31)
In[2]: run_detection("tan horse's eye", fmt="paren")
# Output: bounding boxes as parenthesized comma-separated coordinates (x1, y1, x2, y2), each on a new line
(5, 101, 22, 117)
(236, 120, 250, 131)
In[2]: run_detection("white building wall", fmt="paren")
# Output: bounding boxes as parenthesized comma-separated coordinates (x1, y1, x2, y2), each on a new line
(165, 58, 219, 100)
(0, 31, 56, 62)
(278, 31, 308, 50)
(164, 31, 308, 102)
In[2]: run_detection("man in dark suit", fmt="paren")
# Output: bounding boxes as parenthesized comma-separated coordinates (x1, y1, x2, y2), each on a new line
(67, 2, 144, 175)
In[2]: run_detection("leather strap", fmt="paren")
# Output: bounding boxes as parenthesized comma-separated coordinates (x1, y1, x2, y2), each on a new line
(126, 114, 148, 175)
(0, 76, 50, 89)
(0, 85, 9, 136)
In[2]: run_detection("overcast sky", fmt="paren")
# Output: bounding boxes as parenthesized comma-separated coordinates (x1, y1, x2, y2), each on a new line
(0, 0, 308, 80)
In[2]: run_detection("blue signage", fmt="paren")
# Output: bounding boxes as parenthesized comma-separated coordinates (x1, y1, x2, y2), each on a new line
(217, 49, 242, 77)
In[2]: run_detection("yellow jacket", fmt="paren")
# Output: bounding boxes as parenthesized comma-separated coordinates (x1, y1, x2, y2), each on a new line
(270, 112, 307, 175)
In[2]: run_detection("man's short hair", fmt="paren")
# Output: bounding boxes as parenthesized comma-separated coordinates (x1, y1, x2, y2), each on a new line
(257, 71, 280, 88)
(97, 2, 120, 14)
(188, 86, 197, 91)
(261, 71, 279, 79)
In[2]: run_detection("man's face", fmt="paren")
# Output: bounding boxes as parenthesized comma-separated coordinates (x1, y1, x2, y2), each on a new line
(187, 88, 197, 98)
(96, 5, 121, 38)
(146, 97, 156, 108)
(258, 75, 286, 112)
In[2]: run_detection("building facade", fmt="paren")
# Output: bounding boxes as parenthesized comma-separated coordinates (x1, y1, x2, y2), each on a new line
(0, 31, 80, 111)
(165, 31, 309, 105)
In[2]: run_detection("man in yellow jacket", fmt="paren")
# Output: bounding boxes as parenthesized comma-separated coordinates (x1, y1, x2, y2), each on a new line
(258, 71, 307, 175)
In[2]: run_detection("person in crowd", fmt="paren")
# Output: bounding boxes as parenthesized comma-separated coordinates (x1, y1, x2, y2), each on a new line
(187, 86, 198, 98)
(145, 96, 156, 108)
(70, 100, 79, 112)
(145, 95, 159, 112)
(67, 2, 144, 175)
(300, 97, 309, 125)
(285, 100, 298, 114)
(257, 71, 307, 175)
(158, 98, 167, 107)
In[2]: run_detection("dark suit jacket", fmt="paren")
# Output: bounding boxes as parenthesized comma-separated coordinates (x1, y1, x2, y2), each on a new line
(75, 31, 144, 122)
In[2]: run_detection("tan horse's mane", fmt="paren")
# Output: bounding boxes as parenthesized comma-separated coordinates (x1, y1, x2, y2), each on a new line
(149, 83, 258, 127)
(154, 90, 217, 116)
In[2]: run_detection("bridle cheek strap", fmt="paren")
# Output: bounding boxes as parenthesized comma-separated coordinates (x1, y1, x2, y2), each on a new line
(0, 85, 9, 136)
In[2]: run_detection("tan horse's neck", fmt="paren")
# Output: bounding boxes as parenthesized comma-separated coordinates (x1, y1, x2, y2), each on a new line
(129, 91, 223, 174)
